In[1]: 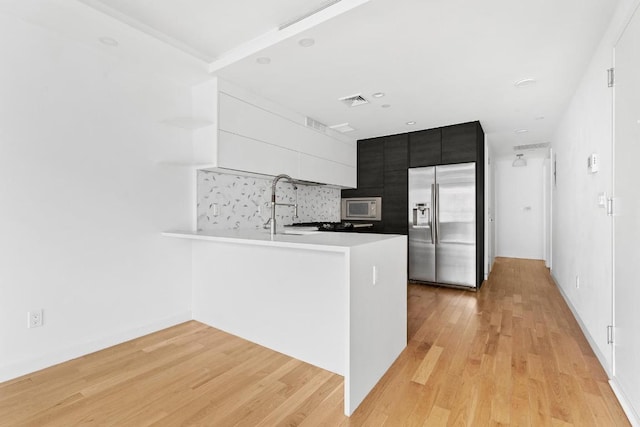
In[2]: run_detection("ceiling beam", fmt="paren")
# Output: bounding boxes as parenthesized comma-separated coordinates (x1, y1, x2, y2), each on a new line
(208, 0, 370, 73)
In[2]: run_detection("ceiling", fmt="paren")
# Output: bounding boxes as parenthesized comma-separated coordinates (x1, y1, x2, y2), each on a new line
(7, 0, 620, 157)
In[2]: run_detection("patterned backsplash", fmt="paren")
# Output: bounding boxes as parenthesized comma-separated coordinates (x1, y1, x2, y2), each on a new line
(197, 170, 341, 231)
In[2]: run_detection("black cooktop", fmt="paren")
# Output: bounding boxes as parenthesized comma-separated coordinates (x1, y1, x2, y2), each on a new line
(290, 222, 373, 232)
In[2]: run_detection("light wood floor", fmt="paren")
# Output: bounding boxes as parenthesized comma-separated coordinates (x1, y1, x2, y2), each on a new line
(0, 258, 629, 426)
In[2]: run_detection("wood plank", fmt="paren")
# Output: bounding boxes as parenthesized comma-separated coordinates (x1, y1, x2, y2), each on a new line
(0, 258, 630, 426)
(411, 345, 444, 385)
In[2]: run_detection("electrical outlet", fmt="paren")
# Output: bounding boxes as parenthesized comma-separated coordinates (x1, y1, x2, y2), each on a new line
(575, 275, 580, 289)
(28, 309, 43, 328)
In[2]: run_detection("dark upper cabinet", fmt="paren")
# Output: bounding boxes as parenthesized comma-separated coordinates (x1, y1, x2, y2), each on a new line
(441, 122, 479, 164)
(383, 134, 408, 172)
(409, 128, 441, 167)
(357, 138, 384, 188)
(350, 121, 484, 246)
(383, 170, 408, 234)
(341, 186, 383, 199)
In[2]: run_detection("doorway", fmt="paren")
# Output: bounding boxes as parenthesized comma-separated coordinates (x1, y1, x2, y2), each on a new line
(494, 155, 545, 260)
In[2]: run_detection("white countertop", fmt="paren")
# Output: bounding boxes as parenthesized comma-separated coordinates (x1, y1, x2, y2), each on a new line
(162, 228, 405, 252)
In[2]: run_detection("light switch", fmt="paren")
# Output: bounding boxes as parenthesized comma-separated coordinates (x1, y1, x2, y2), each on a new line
(598, 192, 607, 208)
(588, 154, 599, 173)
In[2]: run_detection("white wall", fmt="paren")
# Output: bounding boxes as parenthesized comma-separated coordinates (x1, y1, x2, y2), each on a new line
(0, 12, 197, 381)
(494, 157, 545, 260)
(551, 0, 638, 378)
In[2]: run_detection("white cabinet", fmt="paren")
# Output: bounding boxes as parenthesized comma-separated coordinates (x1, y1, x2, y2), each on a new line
(217, 130, 299, 178)
(191, 78, 356, 188)
(299, 154, 355, 188)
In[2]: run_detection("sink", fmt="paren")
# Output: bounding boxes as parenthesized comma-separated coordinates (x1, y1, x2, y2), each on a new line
(282, 226, 319, 235)
(281, 229, 320, 235)
(261, 228, 320, 236)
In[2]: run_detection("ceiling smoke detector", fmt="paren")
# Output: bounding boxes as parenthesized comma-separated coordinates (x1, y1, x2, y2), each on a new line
(513, 142, 550, 151)
(339, 94, 369, 107)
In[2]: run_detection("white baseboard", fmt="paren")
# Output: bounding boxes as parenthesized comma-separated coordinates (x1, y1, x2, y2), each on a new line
(0, 311, 192, 383)
(550, 273, 612, 378)
(551, 275, 640, 425)
(610, 377, 640, 427)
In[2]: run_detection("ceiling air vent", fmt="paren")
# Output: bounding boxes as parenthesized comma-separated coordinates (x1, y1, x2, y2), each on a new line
(513, 142, 550, 151)
(329, 122, 356, 133)
(305, 117, 327, 133)
(339, 94, 369, 107)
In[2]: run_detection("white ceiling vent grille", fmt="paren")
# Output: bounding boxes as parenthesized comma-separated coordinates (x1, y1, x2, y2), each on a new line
(329, 122, 356, 133)
(305, 117, 327, 133)
(339, 94, 369, 107)
(513, 142, 550, 151)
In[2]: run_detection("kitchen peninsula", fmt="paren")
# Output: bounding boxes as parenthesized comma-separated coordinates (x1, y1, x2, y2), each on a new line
(163, 229, 407, 415)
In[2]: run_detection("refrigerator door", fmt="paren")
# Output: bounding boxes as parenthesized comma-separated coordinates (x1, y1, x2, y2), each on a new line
(408, 167, 436, 282)
(435, 163, 476, 287)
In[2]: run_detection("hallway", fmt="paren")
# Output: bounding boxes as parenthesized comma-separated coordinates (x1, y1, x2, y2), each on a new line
(0, 258, 629, 425)
(350, 257, 628, 425)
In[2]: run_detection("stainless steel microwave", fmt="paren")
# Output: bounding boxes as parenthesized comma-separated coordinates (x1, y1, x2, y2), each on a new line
(341, 197, 382, 221)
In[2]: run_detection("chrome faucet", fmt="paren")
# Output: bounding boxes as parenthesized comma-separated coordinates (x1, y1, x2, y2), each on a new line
(266, 174, 298, 237)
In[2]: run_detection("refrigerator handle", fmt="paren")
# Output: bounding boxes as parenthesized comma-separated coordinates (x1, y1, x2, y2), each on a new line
(430, 184, 436, 243)
(435, 183, 440, 243)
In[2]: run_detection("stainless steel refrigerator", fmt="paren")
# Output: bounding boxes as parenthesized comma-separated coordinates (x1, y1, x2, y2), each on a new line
(408, 163, 476, 288)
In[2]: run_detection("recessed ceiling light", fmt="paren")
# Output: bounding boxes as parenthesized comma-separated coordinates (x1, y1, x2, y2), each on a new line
(515, 129, 529, 134)
(372, 92, 385, 98)
(515, 78, 537, 88)
(381, 104, 391, 108)
(256, 57, 271, 65)
(406, 121, 416, 126)
(99, 37, 119, 47)
(298, 38, 315, 47)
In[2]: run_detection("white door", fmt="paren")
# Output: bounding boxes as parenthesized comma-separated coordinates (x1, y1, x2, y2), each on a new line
(543, 153, 552, 269)
(613, 3, 640, 419)
(494, 157, 545, 260)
